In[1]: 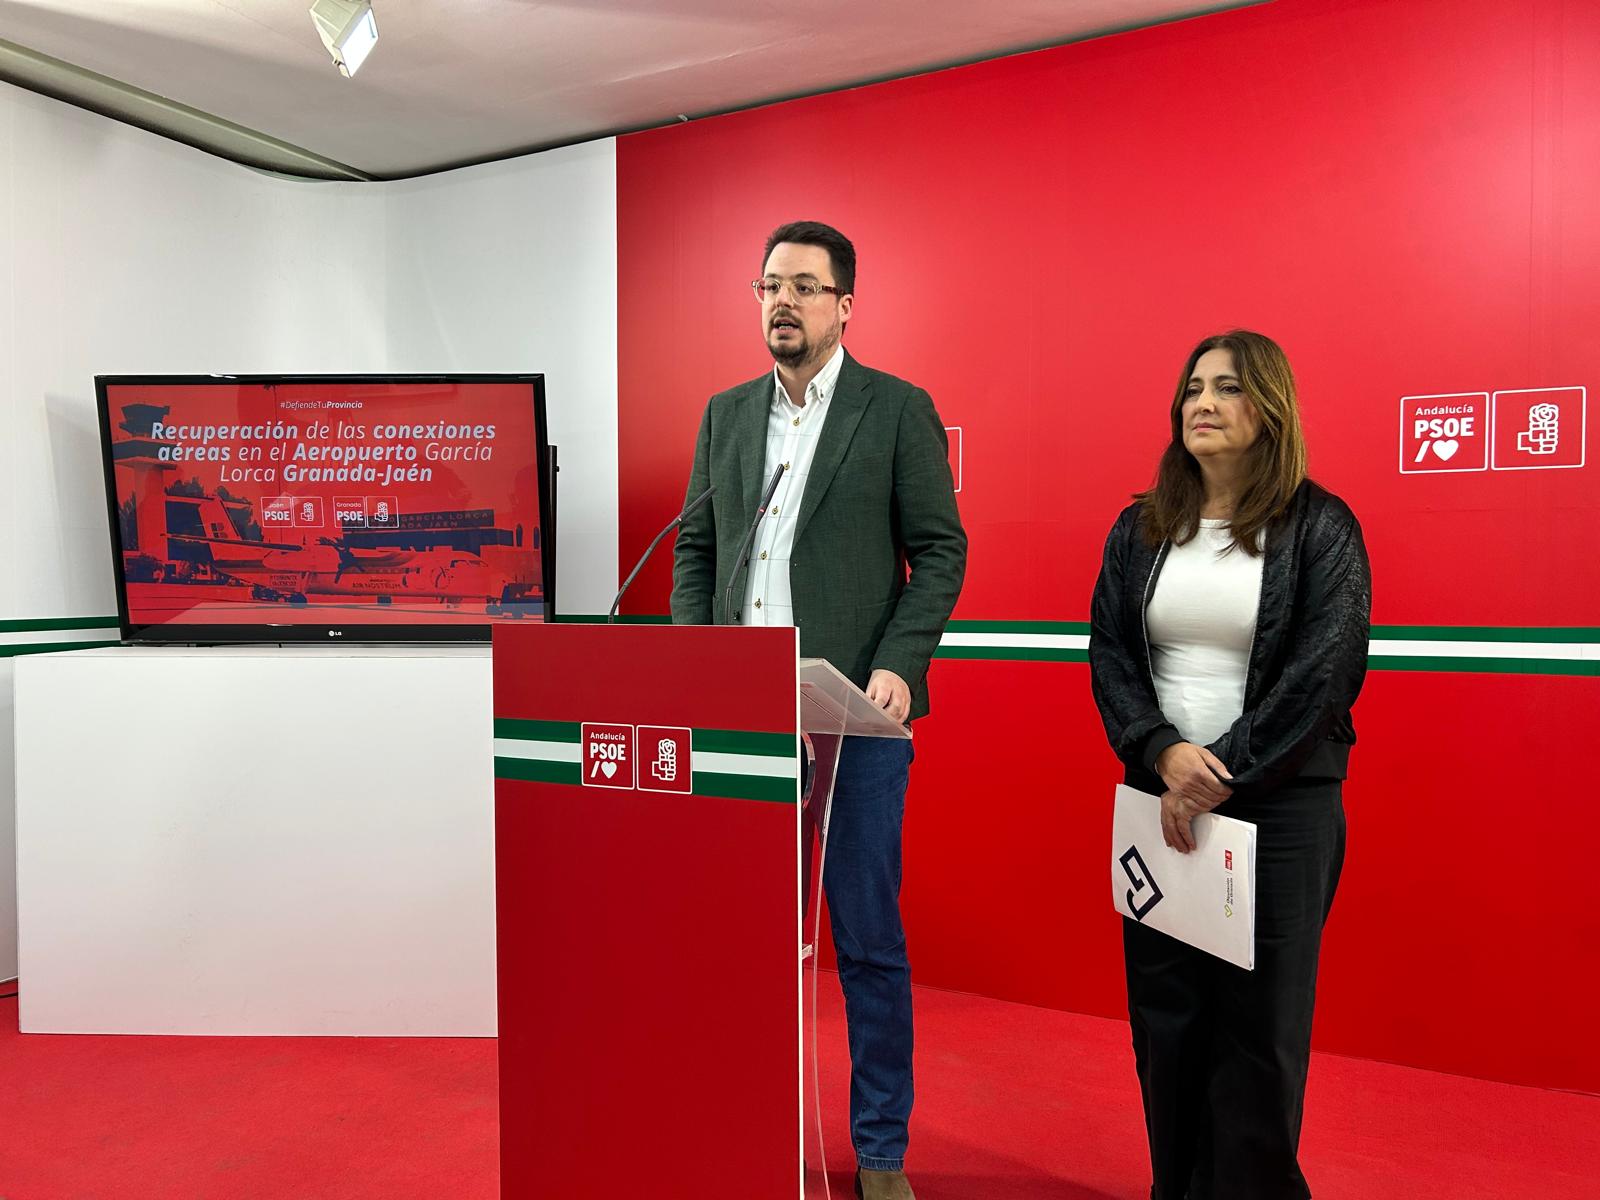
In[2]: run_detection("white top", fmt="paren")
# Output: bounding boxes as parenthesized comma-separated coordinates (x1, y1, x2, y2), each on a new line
(1145, 519, 1264, 747)
(741, 344, 845, 626)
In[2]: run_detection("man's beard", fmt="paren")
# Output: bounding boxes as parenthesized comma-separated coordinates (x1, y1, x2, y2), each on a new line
(767, 321, 838, 369)
(768, 334, 808, 366)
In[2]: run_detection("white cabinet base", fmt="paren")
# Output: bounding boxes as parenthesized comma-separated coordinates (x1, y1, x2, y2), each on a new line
(15, 646, 497, 1035)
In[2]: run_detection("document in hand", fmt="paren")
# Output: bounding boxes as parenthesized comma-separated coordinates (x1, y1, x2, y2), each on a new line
(1111, 785, 1257, 970)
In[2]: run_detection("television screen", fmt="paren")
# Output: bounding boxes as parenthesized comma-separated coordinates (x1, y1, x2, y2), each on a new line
(96, 374, 554, 642)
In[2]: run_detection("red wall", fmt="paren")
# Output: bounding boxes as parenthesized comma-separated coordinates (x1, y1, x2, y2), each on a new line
(617, 0, 1600, 1092)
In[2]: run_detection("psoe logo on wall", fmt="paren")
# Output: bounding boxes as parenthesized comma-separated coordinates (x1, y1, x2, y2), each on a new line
(1492, 387, 1586, 471)
(1399, 393, 1488, 474)
(581, 723, 635, 789)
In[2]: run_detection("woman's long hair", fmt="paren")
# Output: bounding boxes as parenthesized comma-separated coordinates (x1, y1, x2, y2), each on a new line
(1136, 329, 1307, 554)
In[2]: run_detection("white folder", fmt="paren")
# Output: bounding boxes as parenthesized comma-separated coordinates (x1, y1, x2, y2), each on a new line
(1110, 784, 1257, 970)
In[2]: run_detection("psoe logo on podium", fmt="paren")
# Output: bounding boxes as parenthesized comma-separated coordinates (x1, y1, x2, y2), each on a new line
(1399, 393, 1488, 474)
(581, 723, 635, 789)
(1491, 387, 1586, 471)
(637, 726, 692, 794)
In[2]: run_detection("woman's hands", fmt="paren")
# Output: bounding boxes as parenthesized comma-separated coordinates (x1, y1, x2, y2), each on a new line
(1154, 742, 1233, 853)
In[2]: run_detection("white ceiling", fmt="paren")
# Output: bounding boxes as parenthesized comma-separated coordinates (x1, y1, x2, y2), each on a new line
(0, 0, 1257, 179)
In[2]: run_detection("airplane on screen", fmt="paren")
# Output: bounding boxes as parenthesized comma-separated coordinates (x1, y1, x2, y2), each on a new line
(170, 536, 520, 607)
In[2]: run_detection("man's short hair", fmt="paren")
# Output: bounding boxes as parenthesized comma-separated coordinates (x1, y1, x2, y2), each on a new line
(762, 221, 856, 295)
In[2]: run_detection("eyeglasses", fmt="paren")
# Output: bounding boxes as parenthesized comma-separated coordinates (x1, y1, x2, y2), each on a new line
(750, 277, 846, 303)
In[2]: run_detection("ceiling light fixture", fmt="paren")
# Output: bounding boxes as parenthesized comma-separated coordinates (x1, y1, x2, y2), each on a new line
(309, 0, 379, 78)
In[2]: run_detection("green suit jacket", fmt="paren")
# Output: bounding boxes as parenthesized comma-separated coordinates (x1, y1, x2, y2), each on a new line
(670, 350, 967, 721)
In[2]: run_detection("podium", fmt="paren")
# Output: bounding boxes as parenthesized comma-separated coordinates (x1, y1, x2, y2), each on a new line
(493, 622, 908, 1198)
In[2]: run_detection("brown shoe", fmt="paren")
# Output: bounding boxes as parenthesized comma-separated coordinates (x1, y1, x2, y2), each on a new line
(855, 1168, 915, 1200)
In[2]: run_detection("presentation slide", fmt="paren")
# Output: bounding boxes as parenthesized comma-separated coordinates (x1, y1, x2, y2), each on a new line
(101, 378, 548, 628)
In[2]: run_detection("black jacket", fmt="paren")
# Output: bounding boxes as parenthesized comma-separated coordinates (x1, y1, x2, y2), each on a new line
(1089, 480, 1372, 800)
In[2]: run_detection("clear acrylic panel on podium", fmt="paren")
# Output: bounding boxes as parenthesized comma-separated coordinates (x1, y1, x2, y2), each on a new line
(799, 658, 911, 1198)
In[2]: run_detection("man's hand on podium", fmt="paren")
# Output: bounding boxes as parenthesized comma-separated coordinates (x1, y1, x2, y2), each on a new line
(866, 668, 911, 725)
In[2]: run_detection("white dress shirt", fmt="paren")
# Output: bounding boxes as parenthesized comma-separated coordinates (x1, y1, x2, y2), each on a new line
(1145, 520, 1265, 746)
(740, 343, 845, 625)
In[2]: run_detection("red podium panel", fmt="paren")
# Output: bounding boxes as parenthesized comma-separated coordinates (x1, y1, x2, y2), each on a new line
(494, 623, 801, 1198)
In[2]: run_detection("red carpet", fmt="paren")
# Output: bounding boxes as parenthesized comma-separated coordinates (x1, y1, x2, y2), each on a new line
(2, 982, 1595, 1198)
(0, 993, 498, 1199)
(808, 983, 1600, 1199)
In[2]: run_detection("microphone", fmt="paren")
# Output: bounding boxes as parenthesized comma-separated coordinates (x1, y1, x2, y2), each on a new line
(722, 462, 787, 625)
(609, 485, 715, 623)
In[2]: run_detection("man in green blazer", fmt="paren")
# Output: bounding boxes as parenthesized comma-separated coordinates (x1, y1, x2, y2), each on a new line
(671, 221, 965, 1200)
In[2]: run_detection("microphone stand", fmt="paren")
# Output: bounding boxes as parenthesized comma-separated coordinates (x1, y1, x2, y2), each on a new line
(722, 462, 787, 625)
(608, 485, 715, 623)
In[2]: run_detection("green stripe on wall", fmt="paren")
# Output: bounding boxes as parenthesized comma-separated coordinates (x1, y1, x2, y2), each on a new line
(0, 616, 118, 633)
(1370, 656, 1600, 677)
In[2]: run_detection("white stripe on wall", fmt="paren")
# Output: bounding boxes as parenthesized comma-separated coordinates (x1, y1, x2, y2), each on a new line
(942, 632, 1090, 650)
(1367, 640, 1599, 661)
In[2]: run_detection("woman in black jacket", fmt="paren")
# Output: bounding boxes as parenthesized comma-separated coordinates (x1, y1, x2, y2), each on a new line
(1089, 330, 1371, 1200)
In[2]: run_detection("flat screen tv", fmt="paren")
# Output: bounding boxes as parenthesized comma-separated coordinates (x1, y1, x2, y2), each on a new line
(96, 374, 555, 643)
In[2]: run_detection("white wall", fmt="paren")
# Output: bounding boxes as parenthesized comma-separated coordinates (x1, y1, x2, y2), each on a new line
(0, 80, 620, 981)
(3, 94, 386, 622)
(383, 146, 618, 609)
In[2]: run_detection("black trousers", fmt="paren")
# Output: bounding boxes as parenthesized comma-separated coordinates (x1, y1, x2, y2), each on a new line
(1123, 778, 1346, 1200)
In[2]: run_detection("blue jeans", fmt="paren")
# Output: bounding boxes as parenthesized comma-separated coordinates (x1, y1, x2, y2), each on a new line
(823, 734, 916, 1171)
